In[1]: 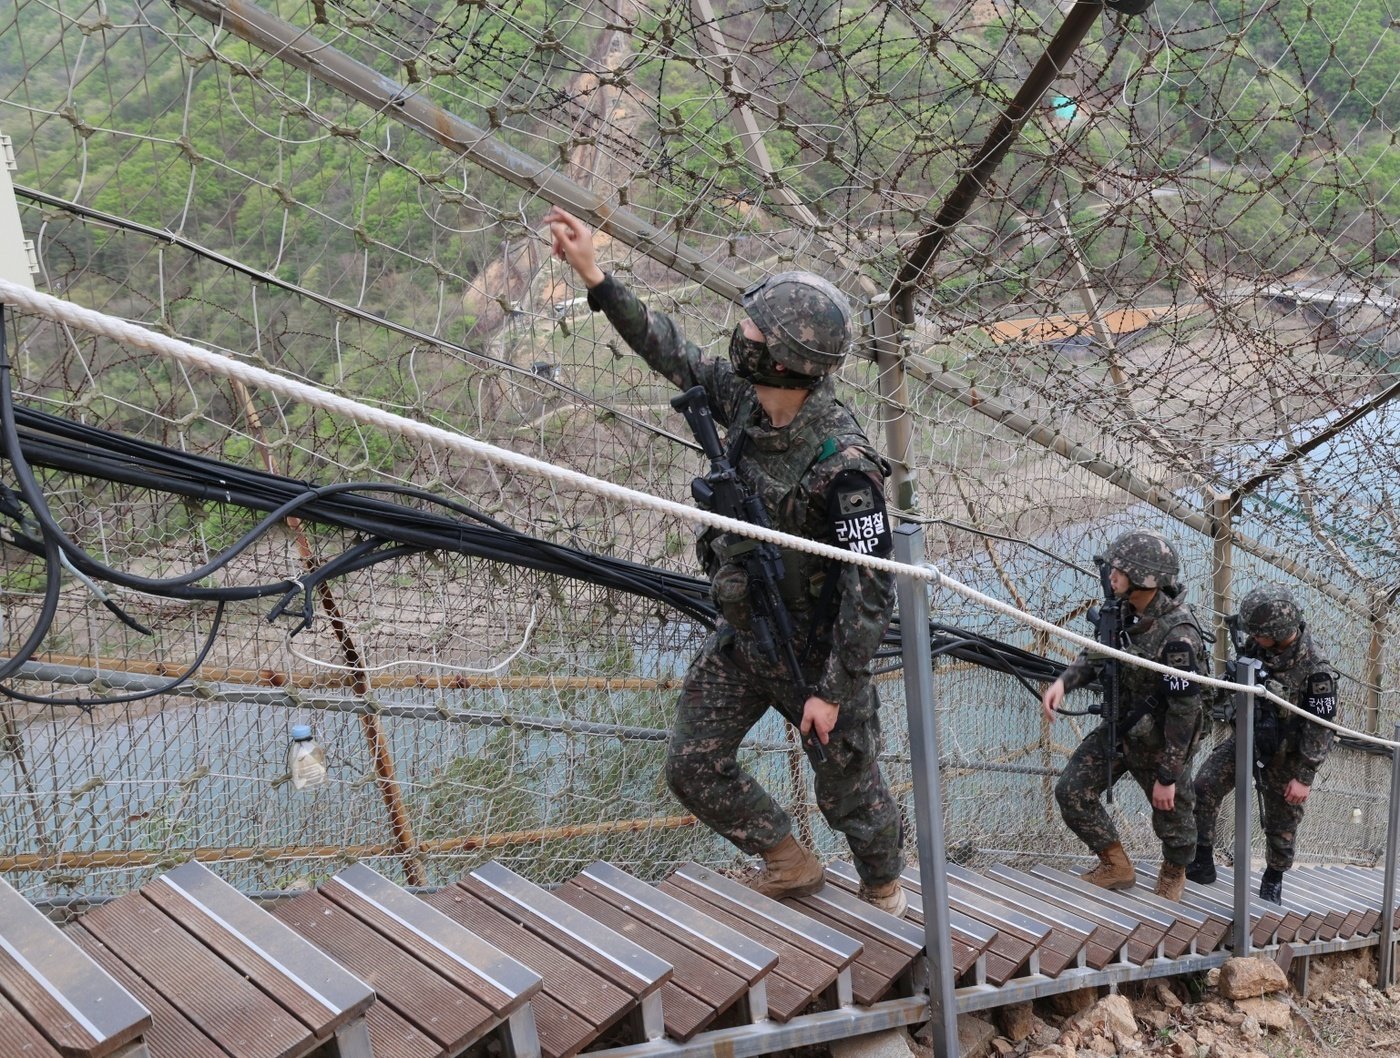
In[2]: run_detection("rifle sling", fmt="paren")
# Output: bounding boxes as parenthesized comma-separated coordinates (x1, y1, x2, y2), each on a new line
(727, 423, 748, 466)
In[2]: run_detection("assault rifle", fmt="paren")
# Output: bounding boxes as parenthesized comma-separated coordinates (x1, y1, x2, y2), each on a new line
(670, 385, 827, 762)
(1212, 614, 1248, 725)
(1087, 555, 1125, 804)
(1219, 614, 1276, 771)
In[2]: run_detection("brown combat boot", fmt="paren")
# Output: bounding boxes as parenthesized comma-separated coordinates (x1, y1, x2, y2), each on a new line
(746, 834, 825, 899)
(1082, 842, 1136, 890)
(859, 879, 909, 917)
(1155, 862, 1187, 902)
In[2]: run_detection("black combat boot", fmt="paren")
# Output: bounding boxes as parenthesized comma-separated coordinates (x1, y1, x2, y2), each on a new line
(1185, 844, 1216, 885)
(1258, 867, 1284, 904)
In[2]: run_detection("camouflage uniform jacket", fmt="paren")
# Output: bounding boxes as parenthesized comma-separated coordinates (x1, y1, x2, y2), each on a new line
(587, 275, 895, 717)
(1246, 627, 1337, 786)
(1059, 589, 1206, 784)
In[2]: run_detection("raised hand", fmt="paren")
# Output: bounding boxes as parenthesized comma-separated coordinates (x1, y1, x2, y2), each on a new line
(543, 206, 605, 287)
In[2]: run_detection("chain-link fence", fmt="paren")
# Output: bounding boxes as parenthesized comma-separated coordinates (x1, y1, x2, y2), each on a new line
(2, 0, 1399, 904)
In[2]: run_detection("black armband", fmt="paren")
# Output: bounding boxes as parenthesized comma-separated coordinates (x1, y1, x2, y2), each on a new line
(1155, 768, 1179, 786)
(1159, 640, 1197, 698)
(1303, 672, 1338, 720)
(829, 470, 893, 557)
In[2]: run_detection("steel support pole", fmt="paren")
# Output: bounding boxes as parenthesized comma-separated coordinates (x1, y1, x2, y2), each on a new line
(1378, 722, 1400, 988)
(893, 525, 956, 1058)
(1232, 659, 1259, 955)
(890, 0, 1103, 315)
(1209, 495, 1235, 678)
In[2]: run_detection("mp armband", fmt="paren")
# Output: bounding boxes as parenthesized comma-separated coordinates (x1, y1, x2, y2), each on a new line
(1304, 672, 1338, 720)
(829, 470, 893, 557)
(1159, 640, 1197, 698)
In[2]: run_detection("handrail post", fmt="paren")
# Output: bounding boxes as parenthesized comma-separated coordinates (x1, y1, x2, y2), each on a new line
(1379, 722, 1400, 988)
(1232, 659, 1260, 955)
(894, 525, 957, 1058)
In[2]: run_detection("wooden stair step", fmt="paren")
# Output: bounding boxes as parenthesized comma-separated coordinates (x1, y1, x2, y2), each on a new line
(0, 874, 151, 1058)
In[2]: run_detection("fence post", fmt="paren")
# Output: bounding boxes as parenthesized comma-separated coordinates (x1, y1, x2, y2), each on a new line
(1210, 494, 1235, 678)
(873, 306, 917, 514)
(1379, 722, 1400, 988)
(1232, 659, 1259, 956)
(1367, 597, 1386, 736)
(894, 525, 958, 1058)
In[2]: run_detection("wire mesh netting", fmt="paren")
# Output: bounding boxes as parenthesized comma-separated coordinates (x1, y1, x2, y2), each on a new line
(2, 0, 1400, 903)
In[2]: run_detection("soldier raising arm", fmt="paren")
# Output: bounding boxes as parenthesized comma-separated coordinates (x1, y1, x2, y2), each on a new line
(545, 207, 908, 915)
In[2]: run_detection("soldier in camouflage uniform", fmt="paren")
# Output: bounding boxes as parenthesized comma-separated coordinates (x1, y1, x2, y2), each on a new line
(1186, 584, 1338, 904)
(545, 207, 906, 915)
(1042, 530, 1207, 902)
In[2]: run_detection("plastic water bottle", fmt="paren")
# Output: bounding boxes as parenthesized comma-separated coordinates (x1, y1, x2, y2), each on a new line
(287, 724, 328, 790)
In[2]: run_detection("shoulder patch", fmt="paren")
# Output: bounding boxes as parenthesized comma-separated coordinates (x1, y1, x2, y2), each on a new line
(829, 469, 892, 557)
(1160, 639, 1198, 697)
(1303, 671, 1337, 720)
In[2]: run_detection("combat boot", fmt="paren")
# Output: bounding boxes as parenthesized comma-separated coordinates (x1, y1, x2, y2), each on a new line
(1185, 844, 1217, 885)
(859, 879, 909, 917)
(1258, 867, 1284, 904)
(1081, 842, 1136, 890)
(1155, 862, 1187, 901)
(746, 834, 825, 899)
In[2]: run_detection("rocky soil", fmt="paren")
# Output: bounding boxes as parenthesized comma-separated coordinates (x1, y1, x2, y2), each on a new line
(915, 949, 1400, 1058)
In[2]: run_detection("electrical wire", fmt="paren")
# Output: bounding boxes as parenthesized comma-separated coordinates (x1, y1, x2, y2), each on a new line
(9, 406, 718, 624)
(0, 395, 1073, 707)
(0, 602, 227, 709)
(0, 309, 68, 683)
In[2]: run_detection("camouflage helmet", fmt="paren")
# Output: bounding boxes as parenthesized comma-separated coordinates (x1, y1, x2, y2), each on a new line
(741, 271, 853, 379)
(1104, 529, 1179, 590)
(1238, 583, 1303, 641)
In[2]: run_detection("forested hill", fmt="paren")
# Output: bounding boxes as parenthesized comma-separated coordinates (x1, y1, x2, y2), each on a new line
(3, 0, 1398, 322)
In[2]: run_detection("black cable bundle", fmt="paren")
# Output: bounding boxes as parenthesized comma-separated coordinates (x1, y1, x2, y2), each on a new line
(10, 404, 718, 627)
(0, 325, 1061, 707)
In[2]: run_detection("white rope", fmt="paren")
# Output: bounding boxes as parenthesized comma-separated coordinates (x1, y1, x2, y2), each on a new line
(2, 277, 1394, 750)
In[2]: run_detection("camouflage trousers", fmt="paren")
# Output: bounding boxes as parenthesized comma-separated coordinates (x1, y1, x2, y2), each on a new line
(1055, 722, 1199, 866)
(664, 631, 903, 886)
(1193, 736, 1305, 872)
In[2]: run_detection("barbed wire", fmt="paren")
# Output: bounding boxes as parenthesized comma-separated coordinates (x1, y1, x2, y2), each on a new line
(3, 0, 1400, 895)
(1, 275, 1388, 755)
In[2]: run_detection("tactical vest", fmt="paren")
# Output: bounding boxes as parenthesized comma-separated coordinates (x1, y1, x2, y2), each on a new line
(698, 387, 881, 634)
(1252, 630, 1337, 751)
(1115, 594, 1208, 725)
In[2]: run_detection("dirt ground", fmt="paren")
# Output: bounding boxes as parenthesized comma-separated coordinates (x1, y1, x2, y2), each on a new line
(904, 948, 1400, 1058)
